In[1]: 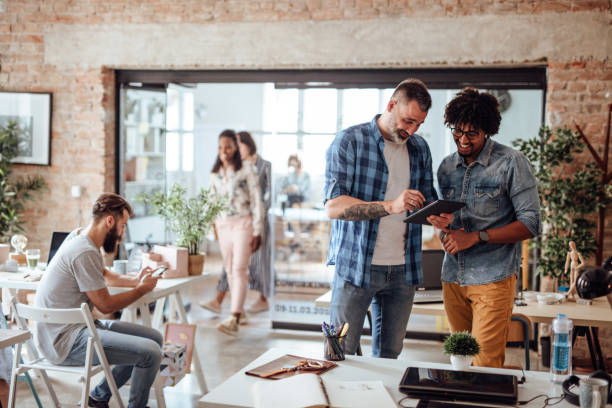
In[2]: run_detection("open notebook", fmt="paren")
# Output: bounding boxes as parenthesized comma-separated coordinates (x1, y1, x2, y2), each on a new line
(250, 373, 396, 408)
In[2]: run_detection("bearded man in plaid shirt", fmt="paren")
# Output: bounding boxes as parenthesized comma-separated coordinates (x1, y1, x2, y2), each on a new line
(324, 79, 447, 358)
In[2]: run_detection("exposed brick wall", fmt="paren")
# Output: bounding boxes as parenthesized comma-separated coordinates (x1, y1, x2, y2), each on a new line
(547, 59, 612, 261)
(1, 0, 610, 364)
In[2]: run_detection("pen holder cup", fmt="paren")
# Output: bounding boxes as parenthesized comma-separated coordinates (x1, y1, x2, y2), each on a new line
(323, 334, 346, 361)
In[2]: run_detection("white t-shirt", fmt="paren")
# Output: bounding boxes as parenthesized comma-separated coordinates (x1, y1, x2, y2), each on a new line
(372, 140, 411, 265)
(34, 228, 106, 364)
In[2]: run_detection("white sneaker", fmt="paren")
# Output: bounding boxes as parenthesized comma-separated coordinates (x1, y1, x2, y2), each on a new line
(199, 299, 221, 314)
(217, 315, 239, 336)
(247, 299, 269, 313)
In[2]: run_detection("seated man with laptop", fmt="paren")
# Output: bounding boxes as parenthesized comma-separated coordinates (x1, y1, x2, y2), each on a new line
(35, 193, 162, 408)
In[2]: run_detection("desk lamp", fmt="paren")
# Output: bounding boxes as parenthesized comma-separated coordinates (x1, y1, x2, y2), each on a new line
(575, 266, 612, 310)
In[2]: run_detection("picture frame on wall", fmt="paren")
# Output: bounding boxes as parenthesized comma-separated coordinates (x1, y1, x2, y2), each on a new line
(0, 91, 52, 166)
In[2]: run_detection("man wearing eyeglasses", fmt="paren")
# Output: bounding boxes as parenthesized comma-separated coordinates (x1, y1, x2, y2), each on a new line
(427, 88, 540, 368)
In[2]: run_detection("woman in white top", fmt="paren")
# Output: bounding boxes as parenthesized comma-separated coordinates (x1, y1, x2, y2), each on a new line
(209, 129, 263, 336)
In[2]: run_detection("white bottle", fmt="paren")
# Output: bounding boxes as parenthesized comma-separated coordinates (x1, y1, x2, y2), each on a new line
(550, 313, 572, 383)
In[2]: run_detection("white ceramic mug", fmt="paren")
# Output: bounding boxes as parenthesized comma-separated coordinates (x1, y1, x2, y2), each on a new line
(579, 377, 607, 408)
(113, 259, 128, 274)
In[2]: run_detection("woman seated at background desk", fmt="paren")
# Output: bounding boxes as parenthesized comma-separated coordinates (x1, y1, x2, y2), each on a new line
(278, 154, 312, 256)
(279, 154, 311, 210)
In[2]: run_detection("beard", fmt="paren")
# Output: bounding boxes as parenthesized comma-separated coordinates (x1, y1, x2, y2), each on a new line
(386, 114, 410, 144)
(102, 223, 120, 253)
(388, 128, 410, 144)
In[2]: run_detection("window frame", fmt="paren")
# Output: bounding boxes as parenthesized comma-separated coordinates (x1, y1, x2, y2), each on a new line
(115, 67, 547, 192)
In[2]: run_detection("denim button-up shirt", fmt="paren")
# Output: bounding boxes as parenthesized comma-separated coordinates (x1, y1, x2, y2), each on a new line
(437, 138, 540, 286)
(324, 115, 438, 288)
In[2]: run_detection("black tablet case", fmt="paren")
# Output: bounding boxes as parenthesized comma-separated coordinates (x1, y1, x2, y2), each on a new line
(404, 200, 465, 225)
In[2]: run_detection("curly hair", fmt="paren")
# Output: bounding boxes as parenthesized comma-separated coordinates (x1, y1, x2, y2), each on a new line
(444, 88, 501, 136)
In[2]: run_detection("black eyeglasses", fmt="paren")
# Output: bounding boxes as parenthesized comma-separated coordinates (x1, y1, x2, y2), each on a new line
(451, 127, 480, 140)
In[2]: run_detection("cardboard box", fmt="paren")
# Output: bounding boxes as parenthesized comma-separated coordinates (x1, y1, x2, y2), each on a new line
(141, 245, 188, 278)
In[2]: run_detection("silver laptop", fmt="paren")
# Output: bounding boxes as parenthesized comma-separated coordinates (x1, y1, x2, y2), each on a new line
(414, 250, 444, 303)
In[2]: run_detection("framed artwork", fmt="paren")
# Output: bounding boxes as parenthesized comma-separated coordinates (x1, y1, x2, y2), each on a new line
(0, 91, 52, 165)
(164, 322, 196, 373)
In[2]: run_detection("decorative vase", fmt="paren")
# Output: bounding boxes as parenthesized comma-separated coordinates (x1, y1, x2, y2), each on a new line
(450, 355, 472, 370)
(188, 253, 205, 276)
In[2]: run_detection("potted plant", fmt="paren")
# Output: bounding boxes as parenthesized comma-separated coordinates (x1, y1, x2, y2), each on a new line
(0, 121, 47, 242)
(139, 183, 226, 275)
(443, 331, 480, 370)
(513, 126, 612, 287)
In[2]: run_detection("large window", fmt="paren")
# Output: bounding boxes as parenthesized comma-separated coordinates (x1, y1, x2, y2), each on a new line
(117, 68, 546, 331)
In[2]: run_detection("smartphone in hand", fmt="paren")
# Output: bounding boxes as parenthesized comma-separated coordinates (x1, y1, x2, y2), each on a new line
(151, 266, 168, 277)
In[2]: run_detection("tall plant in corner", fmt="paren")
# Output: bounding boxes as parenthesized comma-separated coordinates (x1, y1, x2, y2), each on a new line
(513, 126, 612, 286)
(0, 121, 47, 242)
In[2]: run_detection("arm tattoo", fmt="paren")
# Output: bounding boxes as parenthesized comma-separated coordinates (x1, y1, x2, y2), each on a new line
(338, 203, 389, 221)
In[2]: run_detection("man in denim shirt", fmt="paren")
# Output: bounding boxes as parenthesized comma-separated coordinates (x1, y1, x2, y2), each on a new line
(429, 88, 540, 368)
(324, 79, 438, 358)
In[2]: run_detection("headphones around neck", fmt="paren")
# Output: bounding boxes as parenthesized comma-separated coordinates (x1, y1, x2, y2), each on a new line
(562, 370, 612, 406)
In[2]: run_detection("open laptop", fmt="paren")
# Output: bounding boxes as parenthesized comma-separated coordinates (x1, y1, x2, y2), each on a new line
(414, 250, 444, 304)
(47, 231, 69, 264)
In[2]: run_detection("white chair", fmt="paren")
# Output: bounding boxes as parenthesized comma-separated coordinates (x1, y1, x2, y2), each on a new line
(8, 299, 124, 408)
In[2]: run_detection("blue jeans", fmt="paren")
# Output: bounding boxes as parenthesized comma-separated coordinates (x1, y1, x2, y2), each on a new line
(61, 320, 163, 408)
(330, 264, 415, 359)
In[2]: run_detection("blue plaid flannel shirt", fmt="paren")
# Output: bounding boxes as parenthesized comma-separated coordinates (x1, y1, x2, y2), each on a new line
(324, 115, 438, 288)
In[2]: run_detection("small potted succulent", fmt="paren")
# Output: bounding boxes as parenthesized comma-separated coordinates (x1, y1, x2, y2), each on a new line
(443, 331, 480, 370)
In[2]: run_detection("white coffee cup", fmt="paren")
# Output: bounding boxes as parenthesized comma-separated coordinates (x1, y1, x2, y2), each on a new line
(579, 377, 607, 408)
(113, 260, 128, 274)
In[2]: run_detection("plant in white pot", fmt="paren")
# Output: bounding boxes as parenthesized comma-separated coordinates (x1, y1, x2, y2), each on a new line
(443, 331, 480, 370)
(139, 183, 226, 275)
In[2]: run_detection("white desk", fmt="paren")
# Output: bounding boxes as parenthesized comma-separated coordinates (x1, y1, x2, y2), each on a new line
(315, 290, 612, 328)
(0, 271, 208, 407)
(198, 347, 574, 408)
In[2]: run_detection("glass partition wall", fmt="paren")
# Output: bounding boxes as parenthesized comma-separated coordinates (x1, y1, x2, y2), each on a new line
(117, 69, 546, 334)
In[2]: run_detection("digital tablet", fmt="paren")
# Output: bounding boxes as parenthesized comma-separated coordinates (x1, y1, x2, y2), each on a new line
(404, 200, 465, 225)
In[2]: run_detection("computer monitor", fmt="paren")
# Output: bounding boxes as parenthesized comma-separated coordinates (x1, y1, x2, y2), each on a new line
(418, 249, 444, 290)
(47, 231, 69, 263)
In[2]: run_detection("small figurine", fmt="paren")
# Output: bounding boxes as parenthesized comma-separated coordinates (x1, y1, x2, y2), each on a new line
(566, 241, 585, 298)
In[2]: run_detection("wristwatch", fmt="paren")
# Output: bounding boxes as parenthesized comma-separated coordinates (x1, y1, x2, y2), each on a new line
(478, 230, 489, 243)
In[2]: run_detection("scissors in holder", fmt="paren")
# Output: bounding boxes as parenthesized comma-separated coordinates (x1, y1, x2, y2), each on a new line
(260, 359, 325, 378)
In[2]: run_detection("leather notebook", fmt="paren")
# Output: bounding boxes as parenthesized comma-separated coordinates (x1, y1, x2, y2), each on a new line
(245, 354, 337, 380)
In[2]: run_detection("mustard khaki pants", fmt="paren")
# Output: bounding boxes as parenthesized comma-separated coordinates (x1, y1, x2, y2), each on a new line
(442, 275, 516, 368)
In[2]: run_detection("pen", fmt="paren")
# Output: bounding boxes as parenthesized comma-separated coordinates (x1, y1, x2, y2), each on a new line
(339, 322, 349, 337)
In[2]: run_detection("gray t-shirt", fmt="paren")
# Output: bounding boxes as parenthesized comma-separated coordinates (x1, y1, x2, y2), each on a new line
(34, 228, 106, 364)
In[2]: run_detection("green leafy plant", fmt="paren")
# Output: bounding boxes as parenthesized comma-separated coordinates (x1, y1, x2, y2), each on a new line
(513, 126, 612, 285)
(137, 183, 226, 255)
(0, 121, 47, 242)
(443, 331, 480, 356)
